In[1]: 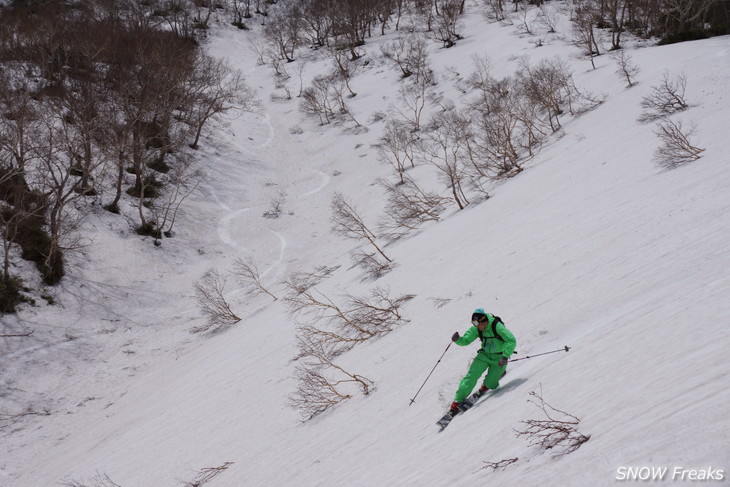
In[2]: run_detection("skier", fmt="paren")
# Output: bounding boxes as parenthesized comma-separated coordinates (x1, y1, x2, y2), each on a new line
(448, 308, 517, 415)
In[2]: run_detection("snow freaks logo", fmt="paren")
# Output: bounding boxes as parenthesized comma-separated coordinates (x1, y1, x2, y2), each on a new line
(616, 466, 725, 482)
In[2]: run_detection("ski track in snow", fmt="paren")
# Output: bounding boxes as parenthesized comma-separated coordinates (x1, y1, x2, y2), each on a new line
(260, 229, 287, 281)
(297, 167, 330, 198)
(216, 206, 253, 252)
(227, 113, 274, 155)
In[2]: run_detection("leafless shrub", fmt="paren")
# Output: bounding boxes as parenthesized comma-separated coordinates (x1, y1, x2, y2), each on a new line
(288, 360, 373, 421)
(378, 176, 448, 240)
(352, 250, 395, 279)
(653, 117, 704, 168)
(262, 190, 287, 219)
(233, 257, 277, 301)
(285, 285, 411, 347)
(285, 287, 369, 346)
(61, 474, 121, 487)
(331, 192, 392, 263)
(611, 50, 640, 88)
(347, 286, 414, 326)
(287, 286, 412, 420)
(282, 265, 340, 296)
(476, 457, 519, 473)
(179, 461, 234, 487)
(429, 297, 452, 309)
(514, 387, 590, 457)
(638, 72, 688, 123)
(193, 269, 240, 332)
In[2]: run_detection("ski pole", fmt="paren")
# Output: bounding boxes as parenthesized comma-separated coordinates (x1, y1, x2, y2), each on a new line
(409, 341, 453, 406)
(508, 345, 571, 363)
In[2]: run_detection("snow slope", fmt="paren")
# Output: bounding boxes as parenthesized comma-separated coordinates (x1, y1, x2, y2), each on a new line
(2, 3, 729, 486)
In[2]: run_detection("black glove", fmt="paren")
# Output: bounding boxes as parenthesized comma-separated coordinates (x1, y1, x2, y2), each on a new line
(451, 332, 460, 342)
(498, 356, 508, 367)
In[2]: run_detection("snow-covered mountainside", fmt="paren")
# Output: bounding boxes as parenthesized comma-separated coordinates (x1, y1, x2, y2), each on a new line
(2, 2, 729, 486)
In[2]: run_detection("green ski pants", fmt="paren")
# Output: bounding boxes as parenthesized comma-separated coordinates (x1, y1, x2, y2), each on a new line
(454, 352, 506, 403)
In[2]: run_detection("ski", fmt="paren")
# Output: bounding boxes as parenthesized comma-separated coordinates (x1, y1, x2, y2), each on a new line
(436, 395, 482, 431)
(436, 411, 456, 430)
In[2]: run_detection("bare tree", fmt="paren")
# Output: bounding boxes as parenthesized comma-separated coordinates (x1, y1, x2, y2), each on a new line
(233, 257, 278, 300)
(377, 119, 419, 184)
(467, 79, 528, 179)
(262, 3, 305, 63)
(653, 117, 704, 168)
(395, 79, 430, 132)
(481, 0, 507, 21)
(638, 72, 688, 123)
(231, 0, 253, 28)
(380, 35, 431, 81)
(611, 49, 640, 87)
(378, 175, 448, 240)
(148, 154, 202, 244)
(538, 4, 560, 33)
(514, 0, 535, 35)
(662, 0, 719, 37)
(186, 55, 257, 150)
(516, 57, 575, 133)
(421, 109, 472, 210)
(603, 0, 629, 50)
(36, 102, 101, 284)
(571, 0, 601, 69)
(194, 268, 240, 331)
(300, 75, 337, 125)
(300, 0, 334, 48)
(325, 46, 359, 98)
(331, 192, 392, 263)
(433, 0, 465, 47)
(300, 72, 361, 127)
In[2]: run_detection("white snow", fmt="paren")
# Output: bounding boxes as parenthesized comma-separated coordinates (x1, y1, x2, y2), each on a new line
(2, 3, 729, 487)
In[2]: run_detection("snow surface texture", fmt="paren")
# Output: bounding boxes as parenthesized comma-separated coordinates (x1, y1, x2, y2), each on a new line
(2, 3, 729, 487)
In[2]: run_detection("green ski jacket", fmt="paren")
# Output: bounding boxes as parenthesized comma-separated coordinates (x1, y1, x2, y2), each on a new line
(455, 314, 517, 358)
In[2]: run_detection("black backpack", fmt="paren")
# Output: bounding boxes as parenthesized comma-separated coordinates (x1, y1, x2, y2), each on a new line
(478, 314, 505, 342)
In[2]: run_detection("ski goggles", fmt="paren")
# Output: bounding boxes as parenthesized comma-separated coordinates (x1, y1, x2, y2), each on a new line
(471, 313, 488, 324)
